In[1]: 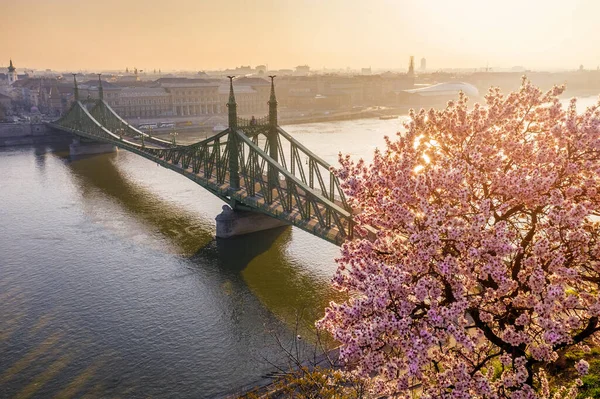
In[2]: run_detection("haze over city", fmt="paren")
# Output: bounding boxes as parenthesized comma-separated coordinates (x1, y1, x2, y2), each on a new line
(3, 1, 600, 398)
(2, 0, 599, 71)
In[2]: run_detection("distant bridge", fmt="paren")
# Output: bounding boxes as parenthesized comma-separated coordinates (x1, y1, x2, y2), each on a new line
(47, 75, 355, 245)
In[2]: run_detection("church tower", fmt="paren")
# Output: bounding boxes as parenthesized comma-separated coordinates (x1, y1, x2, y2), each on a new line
(407, 56, 415, 77)
(7, 59, 17, 85)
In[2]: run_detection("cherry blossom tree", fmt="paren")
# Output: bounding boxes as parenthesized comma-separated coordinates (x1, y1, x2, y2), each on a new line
(318, 79, 600, 398)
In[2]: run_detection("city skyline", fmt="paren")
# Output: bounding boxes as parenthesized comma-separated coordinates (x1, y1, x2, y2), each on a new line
(2, 0, 599, 72)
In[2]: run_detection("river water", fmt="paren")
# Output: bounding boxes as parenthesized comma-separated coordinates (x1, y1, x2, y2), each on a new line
(0, 116, 407, 399)
(1, 95, 598, 399)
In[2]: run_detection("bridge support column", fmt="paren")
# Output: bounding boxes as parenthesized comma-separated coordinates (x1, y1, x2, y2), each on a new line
(69, 137, 117, 157)
(215, 205, 289, 239)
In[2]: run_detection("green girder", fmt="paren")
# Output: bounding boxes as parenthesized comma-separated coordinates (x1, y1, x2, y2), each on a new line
(47, 99, 354, 245)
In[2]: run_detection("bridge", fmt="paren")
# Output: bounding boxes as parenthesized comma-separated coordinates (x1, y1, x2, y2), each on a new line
(47, 75, 355, 246)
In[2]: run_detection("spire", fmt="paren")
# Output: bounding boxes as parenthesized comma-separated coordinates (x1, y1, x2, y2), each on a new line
(408, 56, 415, 77)
(268, 75, 277, 126)
(227, 76, 237, 129)
(227, 75, 236, 106)
(97, 74, 104, 100)
(226, 76, 239, 190)
(267, 75, 279, 190)
(268, 75, 277, 105)
(8, 59, 15, 72)
(72, 74, 79, 101)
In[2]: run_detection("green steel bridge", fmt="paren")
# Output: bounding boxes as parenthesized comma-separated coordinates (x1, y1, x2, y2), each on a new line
(47, 75, 355, 246)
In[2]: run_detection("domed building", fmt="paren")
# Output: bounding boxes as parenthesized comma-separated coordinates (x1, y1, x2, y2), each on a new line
(397, 81, 480, 109)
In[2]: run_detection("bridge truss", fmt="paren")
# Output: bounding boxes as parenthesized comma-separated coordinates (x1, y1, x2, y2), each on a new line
(47, 75, 355, 245)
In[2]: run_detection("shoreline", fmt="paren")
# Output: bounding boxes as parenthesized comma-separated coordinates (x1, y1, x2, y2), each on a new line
(2, 91, 598, 148)
(145, 108, 410, 143)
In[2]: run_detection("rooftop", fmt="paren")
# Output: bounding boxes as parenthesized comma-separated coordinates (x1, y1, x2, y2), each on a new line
(119, 87, 169, 97)
(234, 77, 270, 86)
(81, 80, 121, 90)
(161, 82, 220, 88)
(156, 77, 219, 87)
(218, 85, 257, 95)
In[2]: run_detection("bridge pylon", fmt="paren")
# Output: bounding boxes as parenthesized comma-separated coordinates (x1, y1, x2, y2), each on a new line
(97, 74, 104, 100)
(226, 76, 240, 192)
(268, 75, 278, 198)
(48, 74, 359, 245)
(71, 74, 82, 132)
(72, 73, 79, 101)
(97, 74, 107, 126)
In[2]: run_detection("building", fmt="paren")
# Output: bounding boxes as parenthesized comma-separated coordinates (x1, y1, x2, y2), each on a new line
(0, 92, 12, 113)
(295, 65, 310, 76)
(274, 73, 415, 109)
(11, 78, 39, 107)
(9, 77, 70, 115)
(420, 58, 426, 71)
(116, 87, 172, 118)
(7, 59, 17, 85)
(158, 78, 221, 116)
(255, 65, 267, 75)
(219, 65, 254, 76)
(45, 84, 68, 116)
(218, 77, 270, 115)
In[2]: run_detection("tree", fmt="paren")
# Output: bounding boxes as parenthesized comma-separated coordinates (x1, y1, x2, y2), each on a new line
(318, 79, 600, 398)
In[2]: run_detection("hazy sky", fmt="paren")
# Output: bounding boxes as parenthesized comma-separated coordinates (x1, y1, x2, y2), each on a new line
(2, 0, 599, 72)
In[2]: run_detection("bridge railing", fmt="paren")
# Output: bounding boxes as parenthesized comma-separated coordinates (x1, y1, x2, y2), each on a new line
(276, 127, 349, 211)
(91, 100, 174, 147)
(51, 102, 163, 149)
(237, 116, 269, 127)
(49, 99, 356, 244)
(232, 123, 351, 213)
(235, 130, 353, 240)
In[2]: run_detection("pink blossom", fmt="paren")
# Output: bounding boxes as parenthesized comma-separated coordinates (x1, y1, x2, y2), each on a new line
(318, 79, 600, 398)
(575, 359, 590, 376)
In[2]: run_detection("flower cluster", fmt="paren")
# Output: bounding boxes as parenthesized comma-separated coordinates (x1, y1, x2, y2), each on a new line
(318, 79, 600, 398)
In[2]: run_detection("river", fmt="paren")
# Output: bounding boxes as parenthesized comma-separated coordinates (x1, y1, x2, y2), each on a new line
(0, 115, 408, 399)
(1, 95, 598, 399)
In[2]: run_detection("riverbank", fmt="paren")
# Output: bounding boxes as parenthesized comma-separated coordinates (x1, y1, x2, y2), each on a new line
(126, 106, 408, 135)
(148, 110, 409, 145)
(0, 123, 72, 147)
(0, 110, 401, 149)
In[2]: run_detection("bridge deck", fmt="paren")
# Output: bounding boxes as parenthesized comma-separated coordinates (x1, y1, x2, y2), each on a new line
(47, 98, 356, 245)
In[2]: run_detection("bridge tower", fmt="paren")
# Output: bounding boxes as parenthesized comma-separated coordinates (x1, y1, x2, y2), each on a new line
(67, 73, 117, 157)
(268, 75, 278, 192)
(97, 74, 106, 125)
(72, 74, 79, 101)
(97, 74, 104, 100)
(71, 74, 81, 131)
(226, 76, 240, 191)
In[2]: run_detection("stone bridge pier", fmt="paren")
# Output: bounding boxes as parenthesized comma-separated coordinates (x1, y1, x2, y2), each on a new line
(49, 75, 354, 245)
(215, 205, 289, 238)
(69, 137, 117, 157)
